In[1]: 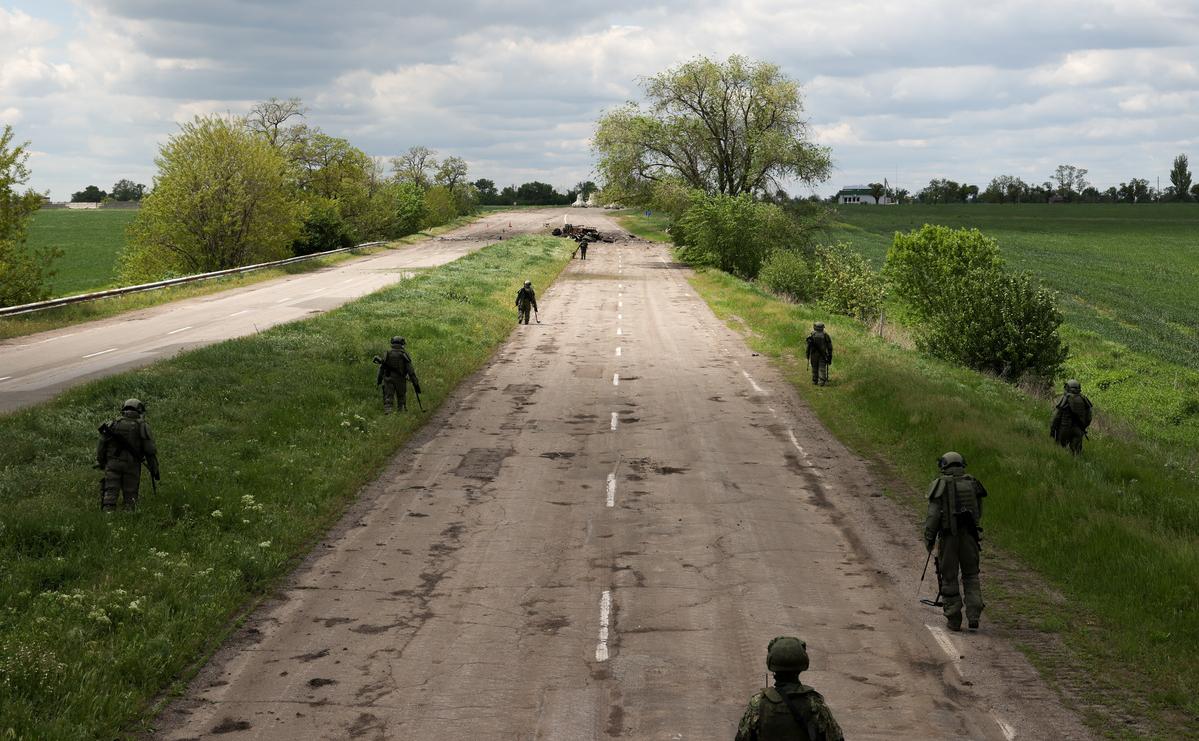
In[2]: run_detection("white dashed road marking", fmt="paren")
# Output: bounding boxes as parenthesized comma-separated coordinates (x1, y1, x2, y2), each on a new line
(610, 412, 619, 431)
(227, 310, 251, 318)
(741, 369, 767, 395)
(595, 590, 612, 661)
(925, 624, 963, 675)
(166, 326, 192, 335)
(993, 714, 1017, 740)
(613, 373, 619, 386)
(82, 348, 118, 359)
(615, 347, 621, 357)
(0, 376, 11, 382)
(606, 473, 616, 508)
(616, 328, 622, 336)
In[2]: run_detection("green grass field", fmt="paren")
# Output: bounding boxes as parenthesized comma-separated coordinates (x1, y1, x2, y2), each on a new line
(825, 204, 1199, 455)
(24, 209, 138, 297)
(0, 235, 574, 738)
(688, 269, 1198, 738)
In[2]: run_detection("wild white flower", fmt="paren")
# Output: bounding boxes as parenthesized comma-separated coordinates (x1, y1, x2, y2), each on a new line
(211, 509, 223, 519)
(258, 540, 271, 548)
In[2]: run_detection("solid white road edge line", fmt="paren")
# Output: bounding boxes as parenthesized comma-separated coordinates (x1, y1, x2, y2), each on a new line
(82, 348, 117, 359)
(925, 624, 964, 675)
(0, 376, 12, 382)
(741, 369, 767, 394)
(610, 412, 619, 431)
(606, 473, 616, 508)
(595, 590, 612, 661)
(992, 714, 1017, 740)
(166, 326, 192, 335)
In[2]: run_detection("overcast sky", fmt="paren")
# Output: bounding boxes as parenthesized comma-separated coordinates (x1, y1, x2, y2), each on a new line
(3, 0, 1197, 199)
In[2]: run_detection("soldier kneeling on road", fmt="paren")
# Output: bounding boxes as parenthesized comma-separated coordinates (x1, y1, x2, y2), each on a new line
(1050, 379, 1093, 455)
(96, 398, 160, 512)
(374, 337, 420, 414)
(735, 636, 844, 741)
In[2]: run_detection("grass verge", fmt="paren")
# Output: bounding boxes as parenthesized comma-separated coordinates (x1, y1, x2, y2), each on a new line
(0, 234, 575, 739)
(613, 209, 671, 242)
(0, 212, 490, 342)
(688, 267, 1198, 739)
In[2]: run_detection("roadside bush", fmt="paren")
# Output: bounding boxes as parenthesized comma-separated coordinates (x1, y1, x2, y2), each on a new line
(363, 181, 426, 240)
(676, 192, 795, 278)
(422, 185, 459, 229)
(812, 242, 885, 321)
(884, 224, 1067, 381)
(757, 250, 813, 301)
(292, 196, 354, 255)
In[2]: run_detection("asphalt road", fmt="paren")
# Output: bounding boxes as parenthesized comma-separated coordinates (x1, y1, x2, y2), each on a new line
(0, 209, 571, 413)
(155, 222, 1091, 740)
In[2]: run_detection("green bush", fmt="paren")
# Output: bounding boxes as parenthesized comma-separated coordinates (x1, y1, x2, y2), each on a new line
(884, 224, 1067, 380)
(757, 250, 813, 301)
(812, 242, 885, 321)
(676, 192, 795, 278)
(292, 196, 354, 255)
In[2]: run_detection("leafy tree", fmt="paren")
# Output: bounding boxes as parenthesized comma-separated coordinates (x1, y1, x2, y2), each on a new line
(110, 179, 147, 201)
(369, 181, 426, 238)
(595, 55, 831, 202)
(757, 249, 813, 301)
(514, 181, 562, 205)
(1118, 178, 1151, 203)
(885, 225, 1066, 381)
(391, 146, 437, 189)
(918, 178, 965, 204)
(0, 125, 58, 307)
(1169, 154, 1192, 201)
(574, 181, 598, 199)
(70, 185, 107, 203)
(1052, 164, 1088, 201)
(123, 115, 303, 280)
(474, 178, 498, 204)
(292, 196, 353, 255)
(868, 183, 886, 203)
(812, 243, 885, 321)
(498, 185, 517, 204)
(435, 156, 469, 191)
(1191, 183, 1199, 199)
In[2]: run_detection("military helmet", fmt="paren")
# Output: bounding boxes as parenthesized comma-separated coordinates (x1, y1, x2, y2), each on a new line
(766, 636, 810, 673)
(1065, 379, 1081, 393)
(524, 280, 532, 287)
(122, 398, 145, 413)
(391, 336, 405, 346)
(814, 322, 825, 330)
(938, 451, 965, 469)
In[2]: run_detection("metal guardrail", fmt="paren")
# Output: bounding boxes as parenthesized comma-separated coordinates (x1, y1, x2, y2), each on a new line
(0, 241, 388, 318)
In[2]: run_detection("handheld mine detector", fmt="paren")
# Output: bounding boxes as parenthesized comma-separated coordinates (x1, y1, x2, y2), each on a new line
(918, 547, 944, 608)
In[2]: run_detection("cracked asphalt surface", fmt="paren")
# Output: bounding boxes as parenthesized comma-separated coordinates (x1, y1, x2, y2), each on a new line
(153, 215, 1092, 739)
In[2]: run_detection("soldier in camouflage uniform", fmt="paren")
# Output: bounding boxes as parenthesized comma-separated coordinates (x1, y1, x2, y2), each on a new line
(95, 398, 160, 512)
(735, 636, 843, 741)
(1050, 379, 1093, 455)
(374, 337, 420, 414)
(923, 452, 988, 631)
(804, 322, 833, 386)
(515, 280, 538, 324)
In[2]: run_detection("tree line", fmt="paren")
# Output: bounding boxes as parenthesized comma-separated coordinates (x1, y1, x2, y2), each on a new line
(869, 156, 1197, 205)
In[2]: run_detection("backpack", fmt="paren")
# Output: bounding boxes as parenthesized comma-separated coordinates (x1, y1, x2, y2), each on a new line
(758, 685, 819, 739)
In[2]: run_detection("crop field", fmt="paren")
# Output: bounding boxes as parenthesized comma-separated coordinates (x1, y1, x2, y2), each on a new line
(24, 209, 138, 298)
(825, 204, 1199, 456)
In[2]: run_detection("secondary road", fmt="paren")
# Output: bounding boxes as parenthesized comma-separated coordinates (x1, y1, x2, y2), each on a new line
(155, 218, 1091, 739)
(0, 208, 571, 413)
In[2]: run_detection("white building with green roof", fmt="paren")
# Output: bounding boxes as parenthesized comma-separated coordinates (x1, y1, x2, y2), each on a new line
(835, 185, 892, 205)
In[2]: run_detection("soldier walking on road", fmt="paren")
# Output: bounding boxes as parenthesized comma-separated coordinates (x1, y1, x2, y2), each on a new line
(735, 636, 844, 741)
(1051, 379, 1093, 455)
(96, 398, 160, 512)
(374, 337, 420, 413)
(805, 322, 833, 386)
(923, 452, 988, 631)
(579, 238, 589, 260)
(516, 280, 538, 324)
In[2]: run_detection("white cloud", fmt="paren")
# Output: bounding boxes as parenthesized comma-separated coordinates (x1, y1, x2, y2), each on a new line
(3, 0, 1198, 198)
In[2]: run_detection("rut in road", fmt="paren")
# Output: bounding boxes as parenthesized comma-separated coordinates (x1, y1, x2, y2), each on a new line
(155, 228, 1091, 740)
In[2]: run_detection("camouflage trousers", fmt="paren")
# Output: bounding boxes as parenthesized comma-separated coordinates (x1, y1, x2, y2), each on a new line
(101, 458, 142, 511)
(382, 378, 408, 413)
(810, 358, 829, 385)
(937, 531, 983, 626)
(518, 305, 533, 324)
(1056, 427, 1084, 455)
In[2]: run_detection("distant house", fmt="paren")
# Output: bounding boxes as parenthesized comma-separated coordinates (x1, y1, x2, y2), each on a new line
(835, 185, 891, 205)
